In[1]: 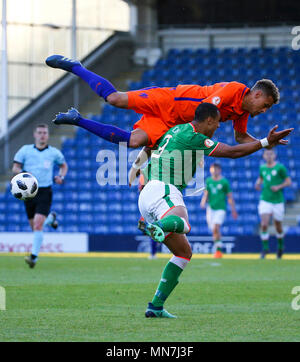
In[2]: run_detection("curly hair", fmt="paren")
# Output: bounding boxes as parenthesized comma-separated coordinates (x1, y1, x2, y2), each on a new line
(251, 79, 280, 104)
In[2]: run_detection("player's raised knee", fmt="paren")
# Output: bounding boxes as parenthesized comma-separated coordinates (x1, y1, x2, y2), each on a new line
(181, 241, 193, 260)
(33, 221, 43, 231)
(181, 217, 191, 234)
(129, 132, 149, 148)
(129, 138, 142, 148)
(106, 92, 127, 108)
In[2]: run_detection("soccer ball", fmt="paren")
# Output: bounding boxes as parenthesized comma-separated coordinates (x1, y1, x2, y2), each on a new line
(10, 172, 38, 201)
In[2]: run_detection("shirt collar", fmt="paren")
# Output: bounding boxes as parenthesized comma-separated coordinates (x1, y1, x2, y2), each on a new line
(232, 86, 250, 115)
(34, 144, 49, 152)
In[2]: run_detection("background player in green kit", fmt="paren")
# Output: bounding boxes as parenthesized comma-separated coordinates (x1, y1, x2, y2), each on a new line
(200, 163, 238, 258)
(138, 103, 292, 318)
(255, 149, 291, 259)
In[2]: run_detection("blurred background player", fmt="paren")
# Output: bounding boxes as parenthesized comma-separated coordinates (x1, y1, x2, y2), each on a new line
(138, 173, 157, 259)
(200, 163, 238, 258)
(12, 124, 68, 268)
(255, 149, 291, 259)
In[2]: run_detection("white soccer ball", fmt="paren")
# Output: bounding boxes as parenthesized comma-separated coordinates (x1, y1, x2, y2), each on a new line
(10, 172, 38, 201)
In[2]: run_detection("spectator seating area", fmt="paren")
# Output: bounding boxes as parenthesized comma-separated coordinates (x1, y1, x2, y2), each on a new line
(1, 46, 300, 235)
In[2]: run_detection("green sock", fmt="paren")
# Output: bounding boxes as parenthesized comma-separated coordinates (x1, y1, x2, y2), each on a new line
(261, 232, 269, 251)
(154, 215, 188, 233)
(277, 238, 284, 250)
(262, 240, 269, 251)
(152, 261, 183, 307)
(215, 240, 222, 252)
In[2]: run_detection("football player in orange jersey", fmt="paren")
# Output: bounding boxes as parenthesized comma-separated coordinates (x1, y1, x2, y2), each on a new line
(46, 55, 281, 150)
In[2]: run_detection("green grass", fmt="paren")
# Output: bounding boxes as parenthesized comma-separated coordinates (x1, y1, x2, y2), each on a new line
(0, 255, 299, 342)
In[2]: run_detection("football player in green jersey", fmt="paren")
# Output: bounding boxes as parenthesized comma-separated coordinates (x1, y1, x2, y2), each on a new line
(200, 163, 238, 258)
(255, 149, 292, 259)
(138, 103, 292, 318)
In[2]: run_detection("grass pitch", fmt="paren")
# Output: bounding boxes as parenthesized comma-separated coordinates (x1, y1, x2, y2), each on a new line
(0, 254, 299, 342)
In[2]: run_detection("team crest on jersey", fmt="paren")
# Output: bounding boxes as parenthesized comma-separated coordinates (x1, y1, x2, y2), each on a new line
(272, 170, 277, 176)
(217, 184, 223, 189)
(212, 96, 221, 105)
(204, 139, 214, 148)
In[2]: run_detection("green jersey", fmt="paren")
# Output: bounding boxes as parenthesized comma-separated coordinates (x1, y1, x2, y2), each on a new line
(259, 163, 288, 204)
(206, 177, 231, 210)
(143, 123, 219, 192)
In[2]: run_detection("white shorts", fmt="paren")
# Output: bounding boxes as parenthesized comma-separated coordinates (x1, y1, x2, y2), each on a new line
(138, 180, 186, 224)
(206, 206, 226, 230)
(258, 200, 285, 222)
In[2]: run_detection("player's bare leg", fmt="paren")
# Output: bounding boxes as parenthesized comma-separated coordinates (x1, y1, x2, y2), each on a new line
(260, 213, 271, 259)
(274, 219, 284, 259)
(163, 232, 192, 260)
(212, 224, 223, 258)
(128, 129, 149, 148)
(107, 92, 128, 109)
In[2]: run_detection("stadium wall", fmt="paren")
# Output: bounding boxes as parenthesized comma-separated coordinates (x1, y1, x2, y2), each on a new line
(89, 235, 300, 254)
(1, 233, 299, 254)
(158, 26, 294, 53)
(0, 32, 135, 174)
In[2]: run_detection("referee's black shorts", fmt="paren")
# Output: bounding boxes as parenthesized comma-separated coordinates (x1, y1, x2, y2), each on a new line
(24, 186, 52, 220)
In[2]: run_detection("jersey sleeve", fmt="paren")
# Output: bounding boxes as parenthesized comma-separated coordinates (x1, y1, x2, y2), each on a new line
(225, 179, 231, 194)
(13, 145, 27, 165)
(202, 82, 248, 108)
(259, 165, 263, 178)
(192, 134, 220, 156)
(203, 82, 250, 134)
(54, 148, 65, 165)
(205, 178, 209, 188)
(280, 164, 288, 179)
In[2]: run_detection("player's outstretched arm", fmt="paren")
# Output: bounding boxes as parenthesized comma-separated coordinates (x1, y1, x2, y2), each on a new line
(200, 190, 208, 209)
(255, 177, 263, 191)
(234, 130, 288, 147)
(129, 146, 152, 186)
(12, 162, 22, 175)
(234, 130, 258, 144)
(211, 125, 293, 159)
(271, 177, 292, 192)
(54, 162, 68, 185)
(227, 192, 238, 219)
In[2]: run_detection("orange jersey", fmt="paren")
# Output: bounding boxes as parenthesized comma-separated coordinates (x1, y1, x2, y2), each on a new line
(127, 81, 250, 147)
(174, 82, 250, 132)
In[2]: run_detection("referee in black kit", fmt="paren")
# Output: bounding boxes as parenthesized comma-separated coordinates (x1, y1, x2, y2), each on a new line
(12, 124, 68, 268)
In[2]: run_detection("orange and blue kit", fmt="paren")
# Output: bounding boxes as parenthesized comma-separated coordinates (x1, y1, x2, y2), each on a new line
(127, 81, 250, 147)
